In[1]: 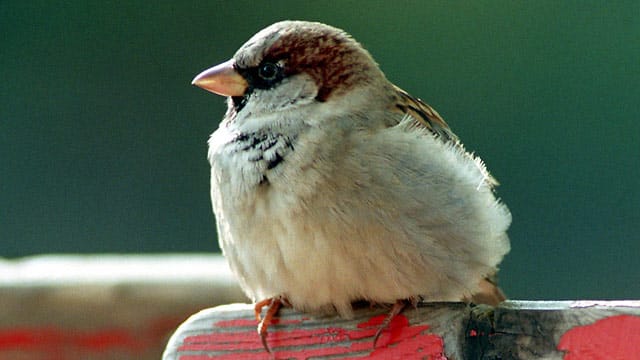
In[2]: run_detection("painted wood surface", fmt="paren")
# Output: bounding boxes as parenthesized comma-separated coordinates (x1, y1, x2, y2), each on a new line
(163, 300, 640, 360)
(0, 255, 246, 360)
(3, 256, 638, 359)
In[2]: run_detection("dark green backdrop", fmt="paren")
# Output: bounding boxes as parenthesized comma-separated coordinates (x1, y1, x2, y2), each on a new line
(2, 1, 639, 300)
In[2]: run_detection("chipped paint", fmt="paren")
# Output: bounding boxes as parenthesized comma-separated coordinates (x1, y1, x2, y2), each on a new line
(558, 315, 640, 359)
(178, 313, 446, 359)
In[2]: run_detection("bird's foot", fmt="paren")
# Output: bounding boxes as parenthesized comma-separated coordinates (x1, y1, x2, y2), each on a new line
(254, 297, 287, 354)
(373, 298, 418, 347)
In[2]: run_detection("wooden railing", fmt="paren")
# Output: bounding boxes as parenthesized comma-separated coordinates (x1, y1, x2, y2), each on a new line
(0, 254, 245, 360)
(2, 255, 638, 359)
(162, 300, 640, 359)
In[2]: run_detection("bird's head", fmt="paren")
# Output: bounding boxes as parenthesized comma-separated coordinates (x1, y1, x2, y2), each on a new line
(192, 21, 391, 129)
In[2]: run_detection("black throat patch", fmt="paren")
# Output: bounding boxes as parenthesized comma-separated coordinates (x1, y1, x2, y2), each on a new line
(231, 131, 296, 184)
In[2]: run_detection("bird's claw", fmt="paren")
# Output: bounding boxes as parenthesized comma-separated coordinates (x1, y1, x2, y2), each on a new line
(255, 297, 283, 354)
(373, 299, 409, 348)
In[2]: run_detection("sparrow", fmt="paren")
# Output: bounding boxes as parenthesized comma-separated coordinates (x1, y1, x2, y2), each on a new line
(192, 20, 511, 352)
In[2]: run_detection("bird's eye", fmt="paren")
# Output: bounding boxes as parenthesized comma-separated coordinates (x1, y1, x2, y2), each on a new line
(258, 62, 280, 81)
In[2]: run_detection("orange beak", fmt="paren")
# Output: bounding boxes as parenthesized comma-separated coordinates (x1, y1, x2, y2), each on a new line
(191, 59, 248, 96)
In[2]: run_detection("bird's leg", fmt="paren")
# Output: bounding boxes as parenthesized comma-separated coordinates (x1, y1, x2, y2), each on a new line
(255, 297, 284, 354)
(373, 298, 415, 347)
(254, 298, 273, 321)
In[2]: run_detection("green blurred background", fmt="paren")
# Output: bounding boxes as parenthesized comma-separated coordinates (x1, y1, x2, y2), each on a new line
(2, 1, 638, 300)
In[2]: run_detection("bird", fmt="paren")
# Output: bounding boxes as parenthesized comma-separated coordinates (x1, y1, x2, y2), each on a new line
(192, 20, 511, 352)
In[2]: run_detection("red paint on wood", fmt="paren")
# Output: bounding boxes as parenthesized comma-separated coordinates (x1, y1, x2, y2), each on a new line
(359, 314, 446, 360)
(558, 314, 640, 360)
(0, 327, 144, 352)
(0, 317, 180, 354)
(178, 313, 446, 359)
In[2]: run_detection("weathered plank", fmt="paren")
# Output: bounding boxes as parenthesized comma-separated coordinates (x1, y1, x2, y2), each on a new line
(163, 300, 640, 360)
(484, 301, 640, 359)
(0, 255, 246, 360)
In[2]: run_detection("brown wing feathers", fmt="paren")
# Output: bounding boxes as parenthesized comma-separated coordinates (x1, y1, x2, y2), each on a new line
(392, 85, 459, 143)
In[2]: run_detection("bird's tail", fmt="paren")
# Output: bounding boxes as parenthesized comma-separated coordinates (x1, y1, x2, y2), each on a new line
(467, 277, 506, 306)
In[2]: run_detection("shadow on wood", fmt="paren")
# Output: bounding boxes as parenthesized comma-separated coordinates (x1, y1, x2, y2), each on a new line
(163, 300, 640, 360)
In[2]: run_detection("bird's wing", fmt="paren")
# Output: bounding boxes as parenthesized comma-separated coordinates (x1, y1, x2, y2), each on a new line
(391, 85, 459, 143)
(391, 85, 499, 187)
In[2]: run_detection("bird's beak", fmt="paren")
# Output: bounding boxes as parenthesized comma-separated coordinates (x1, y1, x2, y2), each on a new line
(191, 59, 248, 96)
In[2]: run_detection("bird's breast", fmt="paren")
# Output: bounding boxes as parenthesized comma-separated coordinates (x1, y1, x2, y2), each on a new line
(208, 127, 297, 191)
